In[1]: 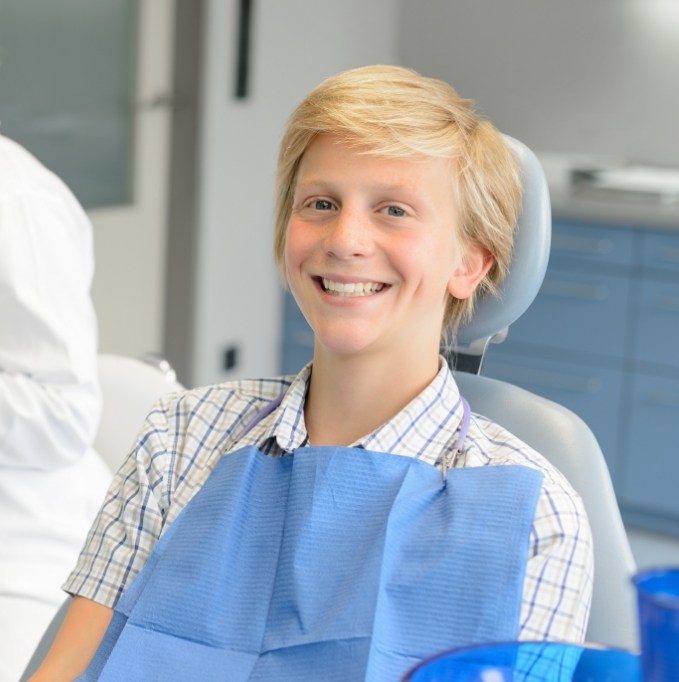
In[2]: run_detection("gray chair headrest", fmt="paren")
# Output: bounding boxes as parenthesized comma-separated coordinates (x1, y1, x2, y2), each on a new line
(454, 136, 552, 359)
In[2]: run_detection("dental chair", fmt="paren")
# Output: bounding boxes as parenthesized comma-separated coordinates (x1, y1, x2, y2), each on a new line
(21, 138, 638, 681)
(449, 136, 638, 650)
(94, 353, 185, 472)
(19, 353, 185, 681)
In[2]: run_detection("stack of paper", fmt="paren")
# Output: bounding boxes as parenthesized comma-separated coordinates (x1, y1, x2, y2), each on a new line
(586, 166, 679, 203)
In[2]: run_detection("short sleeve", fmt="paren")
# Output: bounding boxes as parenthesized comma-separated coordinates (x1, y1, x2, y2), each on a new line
(62, 395, 177, 607)
(519, 479, 594, 642)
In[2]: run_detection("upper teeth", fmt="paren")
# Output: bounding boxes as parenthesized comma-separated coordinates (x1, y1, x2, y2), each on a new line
(322, 278, 385, 296)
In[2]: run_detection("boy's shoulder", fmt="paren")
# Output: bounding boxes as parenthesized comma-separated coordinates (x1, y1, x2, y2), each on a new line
(155, 374, 296, 427)
(138, 374, 297, 485)
(188, 374, 294, 400)
(467, 411, 578, 499)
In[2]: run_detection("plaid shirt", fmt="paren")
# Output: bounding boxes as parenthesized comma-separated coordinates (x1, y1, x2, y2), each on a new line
(64, 360, 593, 643)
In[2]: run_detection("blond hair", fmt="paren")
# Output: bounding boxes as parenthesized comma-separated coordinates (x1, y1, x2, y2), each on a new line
(274, 64, 522, 333)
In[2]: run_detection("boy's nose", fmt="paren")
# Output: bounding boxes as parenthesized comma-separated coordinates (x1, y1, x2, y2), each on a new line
(323, 208, 374, 259)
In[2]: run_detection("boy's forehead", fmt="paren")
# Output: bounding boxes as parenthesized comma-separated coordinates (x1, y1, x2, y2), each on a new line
(298, 134, 448, 172)
(301, 132, 414, 160)
(294, 136, 459, 194)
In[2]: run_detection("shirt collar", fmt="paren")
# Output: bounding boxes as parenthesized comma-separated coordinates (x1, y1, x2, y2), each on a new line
(270, 359, 466, 466)
(271, 363, 313, 452)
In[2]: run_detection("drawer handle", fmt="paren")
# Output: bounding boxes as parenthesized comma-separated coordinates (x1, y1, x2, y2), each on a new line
(541, 280, 609, 301)
(642, 390, 679, 408)
(552, 234, 614, 256)
(489, 364, 601, 394)
(651, 296, 679, 313)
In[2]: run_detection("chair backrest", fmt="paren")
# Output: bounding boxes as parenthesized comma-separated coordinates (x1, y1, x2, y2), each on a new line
(451, 137, 638, 650)
(455, 372, 638, 649)
(94, 353, 185, 472)
(18, 599, 72, 681)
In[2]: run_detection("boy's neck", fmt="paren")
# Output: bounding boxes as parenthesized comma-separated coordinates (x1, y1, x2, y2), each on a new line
(303, 346, 441, 447)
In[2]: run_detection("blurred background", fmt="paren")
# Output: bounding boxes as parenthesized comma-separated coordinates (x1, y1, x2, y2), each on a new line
(1, 0, 678, 565)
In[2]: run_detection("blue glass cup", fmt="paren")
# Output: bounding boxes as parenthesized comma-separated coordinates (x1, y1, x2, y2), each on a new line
(403, 641, 640, 681)
(633, 567, 679, 682)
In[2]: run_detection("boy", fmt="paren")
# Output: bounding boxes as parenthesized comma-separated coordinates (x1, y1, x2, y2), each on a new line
(31, 65, 592, 682)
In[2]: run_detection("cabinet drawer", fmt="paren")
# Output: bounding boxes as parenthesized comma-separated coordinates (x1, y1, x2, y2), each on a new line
(499, 267, 630, 360)
(641, 230, 679, 274)
(618, 373, 679, 518)
(280, 292, 313, 374)
(632, 278, 679, 370)
(482, 351, 624, 478)
(550, 221, 635, 270)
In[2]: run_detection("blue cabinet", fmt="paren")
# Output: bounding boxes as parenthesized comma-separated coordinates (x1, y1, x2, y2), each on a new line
(280, 290, 314, 375)
(632, 278, 679, 370)
(623, 373, 679, 524)
(498, 267, 631, 361)
(483, 219, 679, 536)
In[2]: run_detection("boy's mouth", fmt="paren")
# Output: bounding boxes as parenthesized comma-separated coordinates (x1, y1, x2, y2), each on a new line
(319, 277, 386, 297)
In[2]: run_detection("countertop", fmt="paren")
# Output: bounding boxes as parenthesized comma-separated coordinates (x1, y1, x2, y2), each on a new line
(538, 153, 679, 232)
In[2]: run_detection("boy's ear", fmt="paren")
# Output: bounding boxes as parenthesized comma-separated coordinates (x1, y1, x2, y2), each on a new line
(447, 242, 494, 300)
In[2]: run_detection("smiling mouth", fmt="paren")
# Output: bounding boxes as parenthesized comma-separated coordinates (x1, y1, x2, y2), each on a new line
(320, 277, 386, 297)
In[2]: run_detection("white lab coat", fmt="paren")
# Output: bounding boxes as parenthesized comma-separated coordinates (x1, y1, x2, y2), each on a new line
(0, 135, 111, 681)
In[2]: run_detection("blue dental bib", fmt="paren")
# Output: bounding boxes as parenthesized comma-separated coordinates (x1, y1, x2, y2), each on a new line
(77, 445, 542, 681)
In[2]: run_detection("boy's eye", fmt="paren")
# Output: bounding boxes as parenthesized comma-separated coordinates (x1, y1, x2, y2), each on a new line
(310, 198, 334, 211)
(383, 205, 406, 217)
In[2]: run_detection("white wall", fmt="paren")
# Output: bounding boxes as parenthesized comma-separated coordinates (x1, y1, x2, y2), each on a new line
(190, 0, 401, 386)
(397, 0, 679, 167)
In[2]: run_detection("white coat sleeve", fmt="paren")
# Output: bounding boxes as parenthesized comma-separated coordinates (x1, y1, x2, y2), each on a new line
(0, 161, 101, 470)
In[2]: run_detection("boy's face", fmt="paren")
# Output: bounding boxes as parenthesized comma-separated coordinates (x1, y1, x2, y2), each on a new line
(284, 134, 490, 362)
